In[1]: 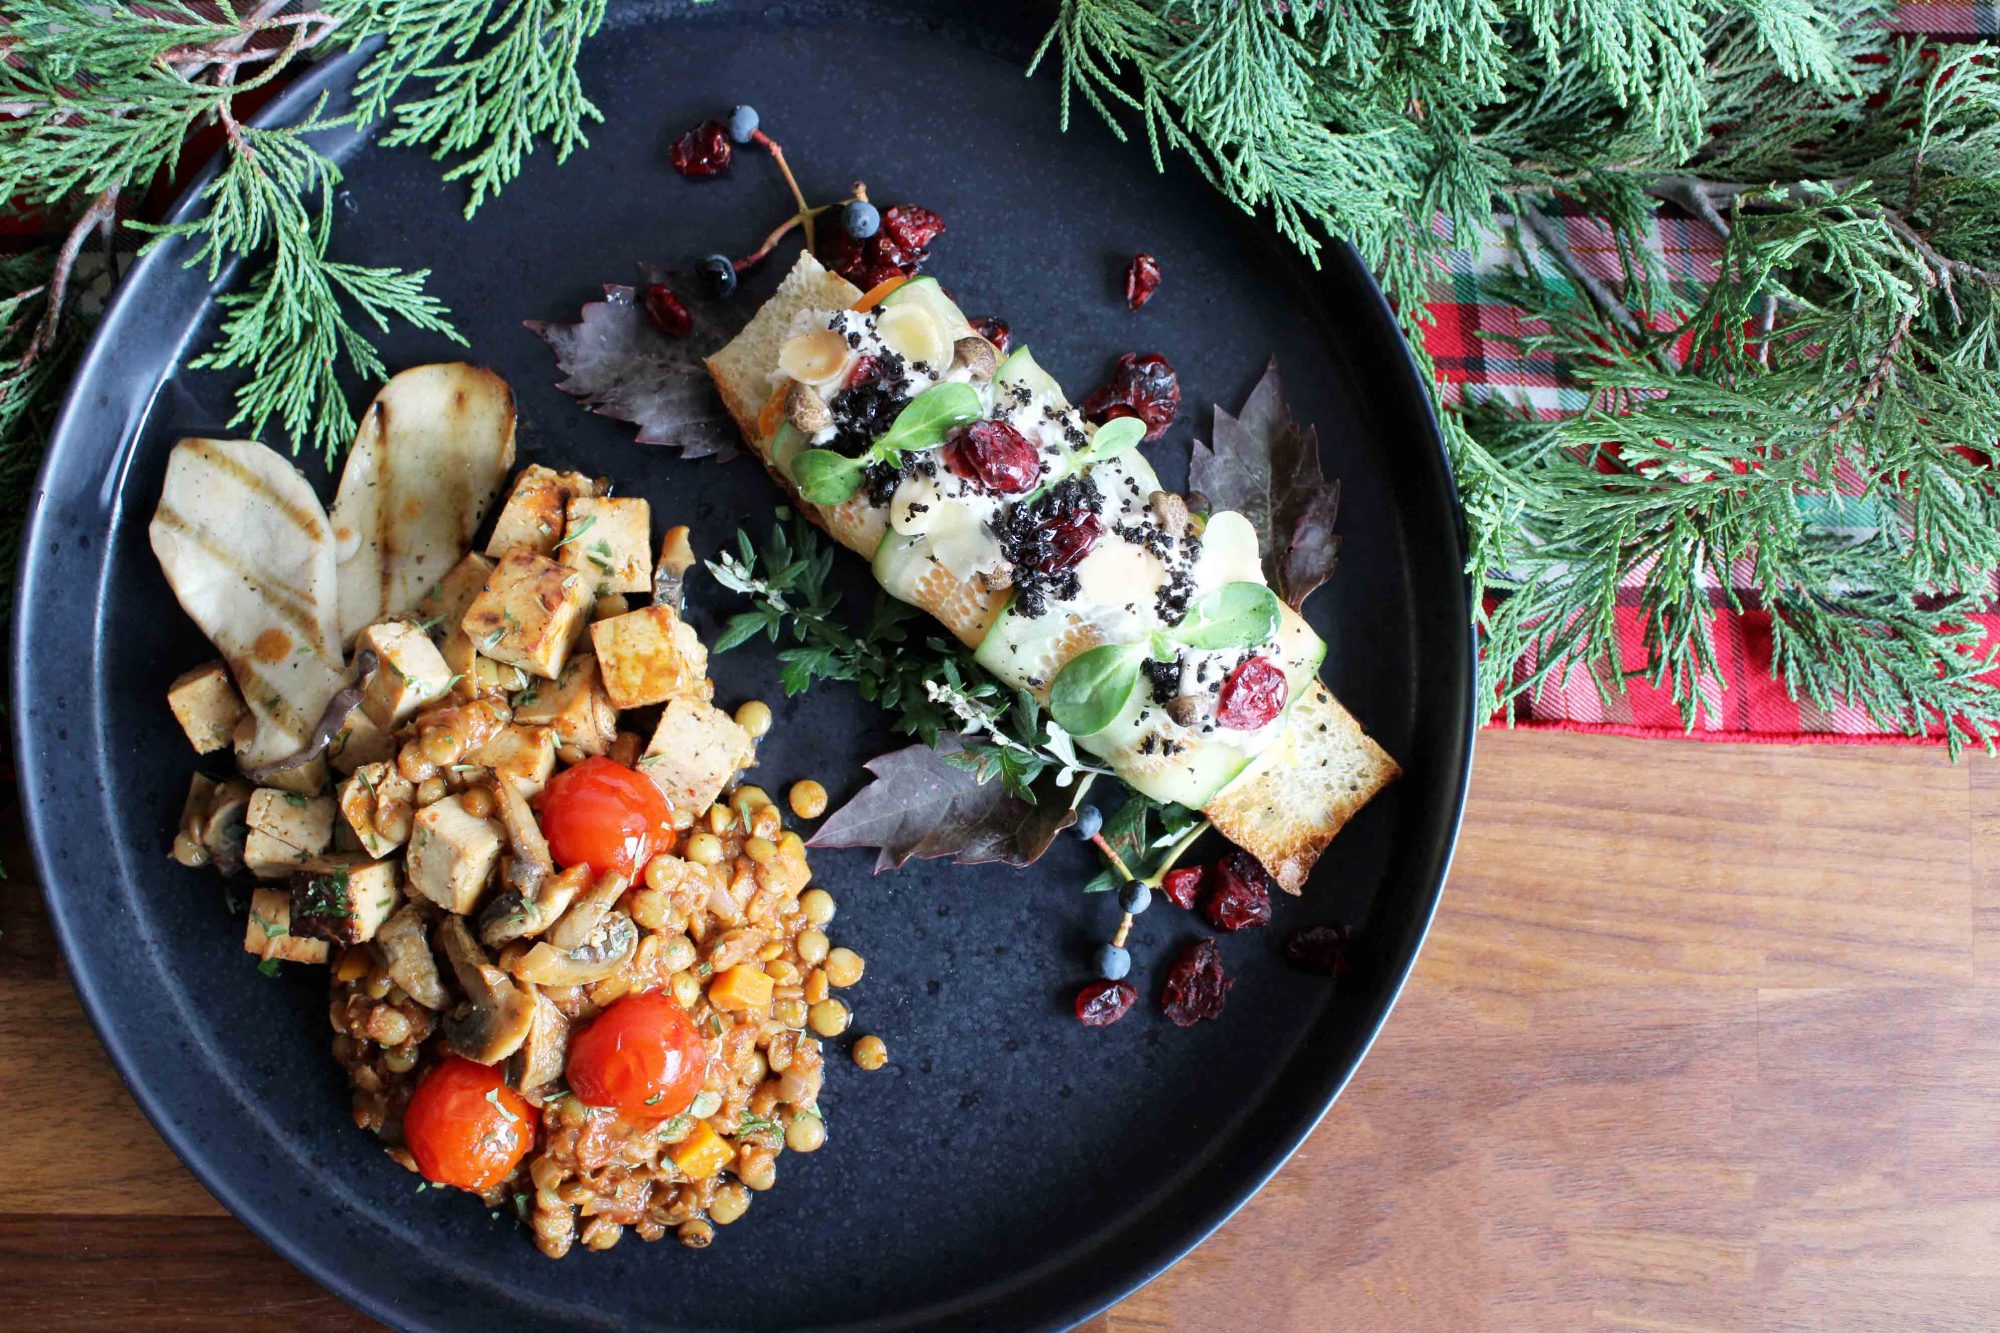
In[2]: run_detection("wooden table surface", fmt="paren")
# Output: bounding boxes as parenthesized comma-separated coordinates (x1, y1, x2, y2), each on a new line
(4, 728, 1996, 1330)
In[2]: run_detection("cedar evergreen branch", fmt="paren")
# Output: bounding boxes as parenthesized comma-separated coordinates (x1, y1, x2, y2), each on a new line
(1033, 0, 2000, 753)
(0, 0, 607, 471)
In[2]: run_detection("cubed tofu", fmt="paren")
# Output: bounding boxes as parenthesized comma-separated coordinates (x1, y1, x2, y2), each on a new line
(167, 661, 247, 755)
(338, 762, 416, 859)
(289, 856, 401, 946)
(234, 723, 327, 796)
(327, 709, 396, 774)
(639, 698, 754, 815)
(407, 793, 504, 915)
(357, 620, 455, 729)
(484, 465, 600, 557)
(513, 654, 617, 760)
(441, 630, 530, 703)
(244, 886, 331, 965)
(245, 788, 335, 877)
(468, 724, 557, 795)
(557, 496, 651, 595)
(461, 549, 593, 680)
(421, 552, 498, 702)
(589, 605, 709, 710)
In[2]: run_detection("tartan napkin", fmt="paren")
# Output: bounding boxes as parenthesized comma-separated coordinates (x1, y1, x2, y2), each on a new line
(1428, 3, 2000, 743)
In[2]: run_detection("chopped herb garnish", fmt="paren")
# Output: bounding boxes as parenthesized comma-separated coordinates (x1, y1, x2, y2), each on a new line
(283, 792, 308, 808)
(484, 1087, 521, 1125)
(553, 513, 596, 548)
(644, 1090, 664, 1105)
(257, 957, 281, 977)
(482, 626, 507, 651)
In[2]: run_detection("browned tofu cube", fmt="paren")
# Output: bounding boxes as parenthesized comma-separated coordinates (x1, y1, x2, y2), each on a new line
(338, 762, 416, 859)
(407, 793, 504, 915)
(512, 653, 617, 761)
(289, 856, 401, 946)
(588, 605, 709, 710)
(356, 620, 455, 729)
(244, 886, 330, 965)
(420, 552, 497, 702)
(235, 724, 328, 796)
(484, 465, 600, 558)
(167, 661, 247, 754)
(640, 699, 754, 815)
(245, 788, 335, 879)
(328, 708, 395, 774)
(461, 549, 593, 681)
(557, 496, 651, 595)
(468, 724, 557, 795)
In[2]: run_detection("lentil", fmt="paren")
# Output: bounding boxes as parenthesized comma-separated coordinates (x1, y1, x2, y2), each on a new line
(788, 780, 828, 819)
(733, 700, 772, 738)
(853, 1035, 888, 1071)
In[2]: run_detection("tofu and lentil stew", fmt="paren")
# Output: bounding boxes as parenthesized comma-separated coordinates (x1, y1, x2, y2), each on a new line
(154, 365, 876, 1256)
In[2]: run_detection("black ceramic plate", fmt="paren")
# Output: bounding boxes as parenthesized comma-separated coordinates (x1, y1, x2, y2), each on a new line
(13, 4, 1472, 1329)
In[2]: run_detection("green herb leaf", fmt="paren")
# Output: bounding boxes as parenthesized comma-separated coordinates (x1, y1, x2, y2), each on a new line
(1048, 642, 1144, 737)
(870, 382, 983, 460)
(1078, 414, 1145, 465)
(1171, 581, 1281, 651)
(790, 448, 868, 505)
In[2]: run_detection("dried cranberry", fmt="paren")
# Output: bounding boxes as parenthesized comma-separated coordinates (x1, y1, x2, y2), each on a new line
(1081, 352, 1180, 441)
(844, 355, 882, 390)
(1075, 979, 1138, 1026)
(970, 316, 1011, 353)
(1284, 925, 1351, 978)
(1160, 938, 1233, 1026)
(641, 284, 692, 339)
(1039, 511, 1102, 574)
(1160, 865, 1207, 910)
(1202, 851, 1273, 932)
(1125, 253, 1162, 309)
(1215, 656, 1289, 730)
(668, 120, 732, 176)
(944, 420, 1040, 495)
(881, 204, 947, 253)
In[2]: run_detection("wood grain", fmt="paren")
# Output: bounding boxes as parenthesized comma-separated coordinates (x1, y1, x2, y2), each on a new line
(4, 729, 1996, 1330)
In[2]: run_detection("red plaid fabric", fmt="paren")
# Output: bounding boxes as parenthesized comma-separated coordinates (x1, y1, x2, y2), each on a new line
(1428, 7, 2000, 743)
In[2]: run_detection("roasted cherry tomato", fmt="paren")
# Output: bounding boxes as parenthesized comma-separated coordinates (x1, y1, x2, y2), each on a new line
(566, 990, 710, 1120)
(535, 756, 673, 878)
(403, 1057, 539, 1193)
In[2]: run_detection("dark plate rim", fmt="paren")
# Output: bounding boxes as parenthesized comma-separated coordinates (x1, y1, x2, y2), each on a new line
(13, 30, 1476, 1333)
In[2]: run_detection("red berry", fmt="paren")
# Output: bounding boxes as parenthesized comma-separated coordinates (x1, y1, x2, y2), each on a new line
(881, 204, 947, 253)
(668, 120, 732, 176)
(1202, 851, 1273, 932)
(943, 420, 1041, 494)
(1215, 655, 1289, 730)
(1160, 938, 1233, 1027)
(1160, 865, 1207, 910)
(1081, 352, 1180, 441)
(1125, 253, 1162, 309)
(642, 284, 692, 339)
(969, 316, 1011, 352)
(1039, 511, 1101, 574)
(1284, 925, 1351, 978)
(1075, 979, 1138, 1026)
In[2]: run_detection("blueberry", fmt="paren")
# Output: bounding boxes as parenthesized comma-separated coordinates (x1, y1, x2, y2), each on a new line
(726, 105, 760, 144)
(1119, 880, 1152, 915)
(1094, 943, 1131, 981)
(1073, 803, 1103, 840)
(841, 200, 881, 239)
(697, 254, 738, 298)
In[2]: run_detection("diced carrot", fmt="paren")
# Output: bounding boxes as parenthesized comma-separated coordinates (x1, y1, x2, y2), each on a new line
(850, 275, 909, 312)
(669, 1121, 733, 1179)
(756, 386, 787, 440)
(708, 963, 775, 1012)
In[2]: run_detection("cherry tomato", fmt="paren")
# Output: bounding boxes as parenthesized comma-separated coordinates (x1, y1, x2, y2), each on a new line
(403, 1057, 538, 1193)
(535, 755, 673, 878)
(566, 990, 710, 1120)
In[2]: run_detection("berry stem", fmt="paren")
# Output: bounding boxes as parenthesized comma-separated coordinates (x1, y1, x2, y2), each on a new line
(1088, 831, 1137, 883)
(1141, 818, 1212, 888)
(750, 129, 813, 251)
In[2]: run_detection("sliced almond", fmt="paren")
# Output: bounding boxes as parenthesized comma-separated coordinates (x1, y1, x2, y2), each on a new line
(778, 328, 852, 386)
(877, 304, 948, 369)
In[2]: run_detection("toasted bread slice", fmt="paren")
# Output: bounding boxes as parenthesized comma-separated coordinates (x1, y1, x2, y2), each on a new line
(1206, 680, 1400, 892)
(706, 251, 1398, 892)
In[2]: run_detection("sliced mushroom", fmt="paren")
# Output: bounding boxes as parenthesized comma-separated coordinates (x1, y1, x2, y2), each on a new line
(509, 988, 571, 1097)
(437, 914, 537, 1064)
(508, 911, 637, 988)
(785, 380, 831, 435)
(1165, 693, 1205, 728)
(478, 861, 590, 949)
(241, 649, 378, 783)
(199, 778, 255, 876)
(545, 869, 630, 952)
(375, 903, 451, 1010)
(653, 525, 695, 612)
(491, 779, 552, 891)
(1147, 490, 1190, 539)
(951, 335, 998, 380)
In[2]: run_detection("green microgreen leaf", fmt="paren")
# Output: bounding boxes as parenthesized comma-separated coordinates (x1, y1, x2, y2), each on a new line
(1048, 642, 1145, 737)
(1171, 581, 1281, 651)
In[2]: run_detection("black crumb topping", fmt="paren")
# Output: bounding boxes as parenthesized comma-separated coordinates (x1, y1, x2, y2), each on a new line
(995, 473, 1103, 618)
(1142, 654, 1182, 705)
(828, 351, 910, 456)
(863, 450, 937, 507)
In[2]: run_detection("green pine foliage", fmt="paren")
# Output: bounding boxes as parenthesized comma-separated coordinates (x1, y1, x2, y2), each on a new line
(1035, 1, 2000, 752)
